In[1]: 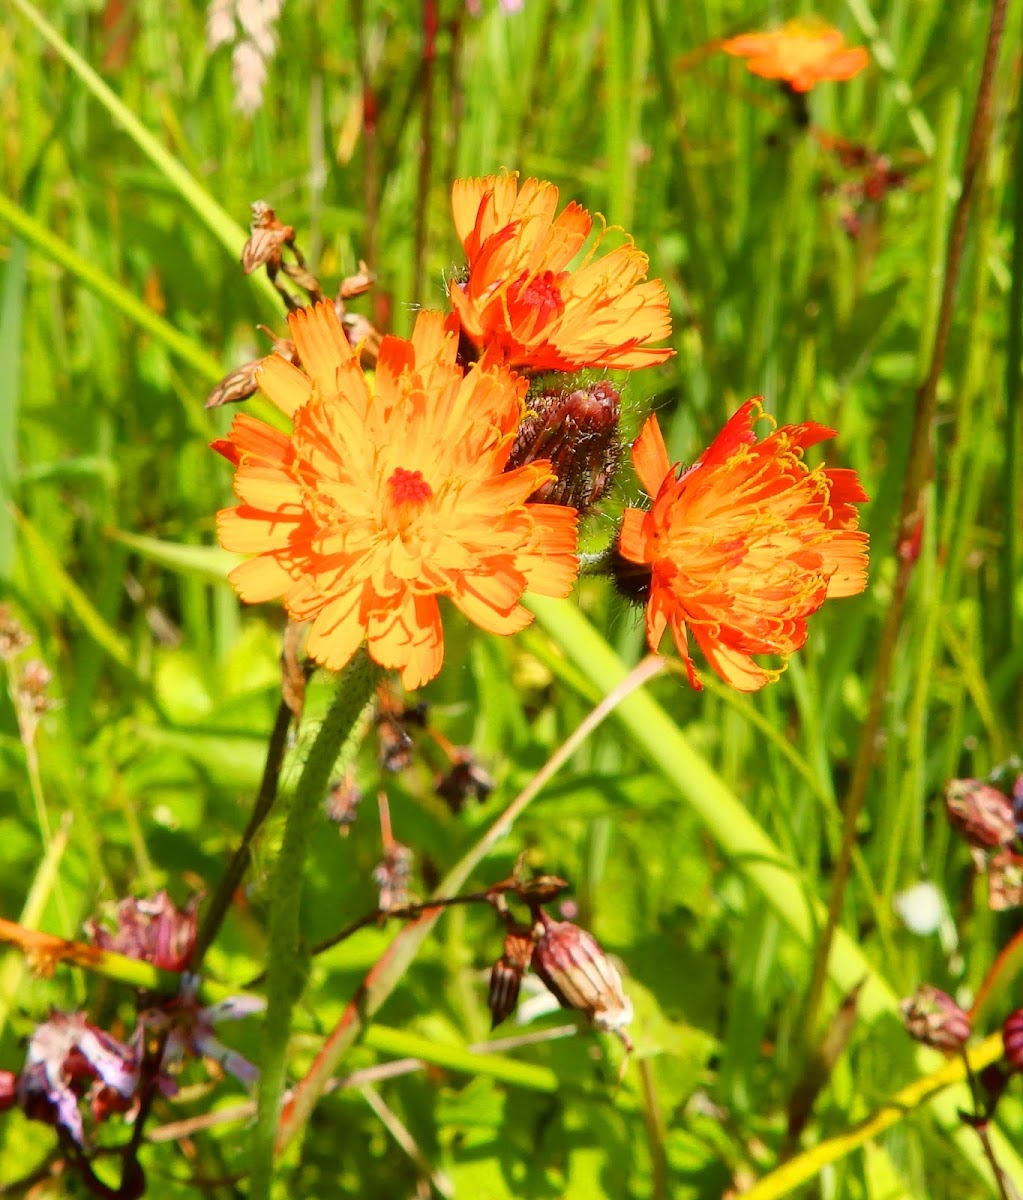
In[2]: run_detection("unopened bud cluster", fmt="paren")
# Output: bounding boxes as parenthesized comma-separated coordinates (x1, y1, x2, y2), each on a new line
(945, 774, 1023, 912)
(486, 889, 633, 1051)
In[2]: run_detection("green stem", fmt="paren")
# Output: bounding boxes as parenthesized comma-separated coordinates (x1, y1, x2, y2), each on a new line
(250, 650, 383, 1200)
(192, 699, 294, 969)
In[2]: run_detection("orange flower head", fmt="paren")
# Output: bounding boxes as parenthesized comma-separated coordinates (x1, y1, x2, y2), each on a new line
(213, 301, 579, 689)
(449, 173, 673, 373)
(722, 19, 869, 93)
(616, 400, 869, 691)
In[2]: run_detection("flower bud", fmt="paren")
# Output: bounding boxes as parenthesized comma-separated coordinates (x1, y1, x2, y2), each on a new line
(1002, 1009, 1023, 1072)
(507, 381, 622, 513)
(900, 985, 971, 1052)
(946, 779, 1016, 850)
(531, 913, 633, 1046)
(86, 891, 199, 973)
(488, 928, 535, 1029)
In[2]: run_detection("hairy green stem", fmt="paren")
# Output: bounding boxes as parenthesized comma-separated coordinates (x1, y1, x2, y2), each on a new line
(250, 650, 382, 1199)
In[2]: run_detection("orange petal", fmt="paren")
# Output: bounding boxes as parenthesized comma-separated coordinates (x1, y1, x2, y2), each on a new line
(632, 416, 672, 497)
(217, 505, 301, 553)
(287, 301, 353, 398)
(618, 508, 650, 564)
(256, 355, 312, 418)
(228, 555, 294, 602)
(304, 588, 367, 672)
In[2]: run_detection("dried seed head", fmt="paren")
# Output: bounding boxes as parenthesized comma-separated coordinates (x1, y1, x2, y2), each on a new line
(324, 775, 362, 832)
(373, 843, 413, 912)
(488, 928, 535, 1029)
(0, 606, 31, 661)
(1003, 1009, 1023, 1072)
(15, 660, 54, 718)
(531, 913, 633, 1046)
(946, 779, 1017, 850)
(436, 754, 494, 813)
(900, 985, 971, 1052)
(507, 380, 622, 513)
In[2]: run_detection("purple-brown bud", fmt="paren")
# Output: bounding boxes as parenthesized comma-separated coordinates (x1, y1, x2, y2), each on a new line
(900, 985, 971, 1052)
(531, 913, 633, 1046)
(488, 928, 535, 1029)
(946, 779, 1017, 850)
(1002, 1009, 1023, 1072)
(86, 891, 199, 973)
(507, 381, 622, 513)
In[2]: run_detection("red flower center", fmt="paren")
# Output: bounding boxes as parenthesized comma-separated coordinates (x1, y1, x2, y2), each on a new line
(507, 270, 567, 330)
(387, 467, 433, 506)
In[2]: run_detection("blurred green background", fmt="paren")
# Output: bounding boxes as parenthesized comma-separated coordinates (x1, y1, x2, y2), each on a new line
(2, 0, 1022, 1196)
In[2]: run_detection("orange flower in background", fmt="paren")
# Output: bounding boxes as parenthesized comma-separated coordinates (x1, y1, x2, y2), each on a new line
(722, 20, 869, 93)
(449, 173, 673, 373)
(213, 301, 579, 689)
(616, 400, 868, 691)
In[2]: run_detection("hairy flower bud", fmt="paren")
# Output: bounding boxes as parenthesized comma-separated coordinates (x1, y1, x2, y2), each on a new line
(946, 779, 1017, 850)
(900, 985, 971, 1052)
(488, 928, 535, 1029)
(506, 381, 622, 512)
(531, 913, 633, 1046)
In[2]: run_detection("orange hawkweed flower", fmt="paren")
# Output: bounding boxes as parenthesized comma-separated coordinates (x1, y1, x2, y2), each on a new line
(616, 400, 868, 691)
(722, 20, 869, 93)
(449, 173, 673, 373)
(213, 301, 579, 689)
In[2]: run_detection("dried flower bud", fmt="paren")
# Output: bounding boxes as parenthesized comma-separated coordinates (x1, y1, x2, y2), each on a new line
(241, 201, 295, 274)
(514, 875, 570, 906)
(531, 913, 633, 1046)
(86, 891, 199, 973)
(946, 779, 1017, 850)
(325, 775, 362, 832)
(373, 843, 413, 911)
(378, 719, 414, 772)
(436, 754, 494, 813)
(900, 985, 971, 1052)
(18, 1012, 139, 1145)
(0, 606, 31, 661)
(987, 849, 1023, 911)
(1003, 1009, 1023, 1072)
(488, 928, 535, 1029)
(15, 660, 54, 719)
(506, 381, 622, 513)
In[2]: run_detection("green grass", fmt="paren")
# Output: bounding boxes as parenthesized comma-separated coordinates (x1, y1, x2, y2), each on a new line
(1, 0, 1022, 1196)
